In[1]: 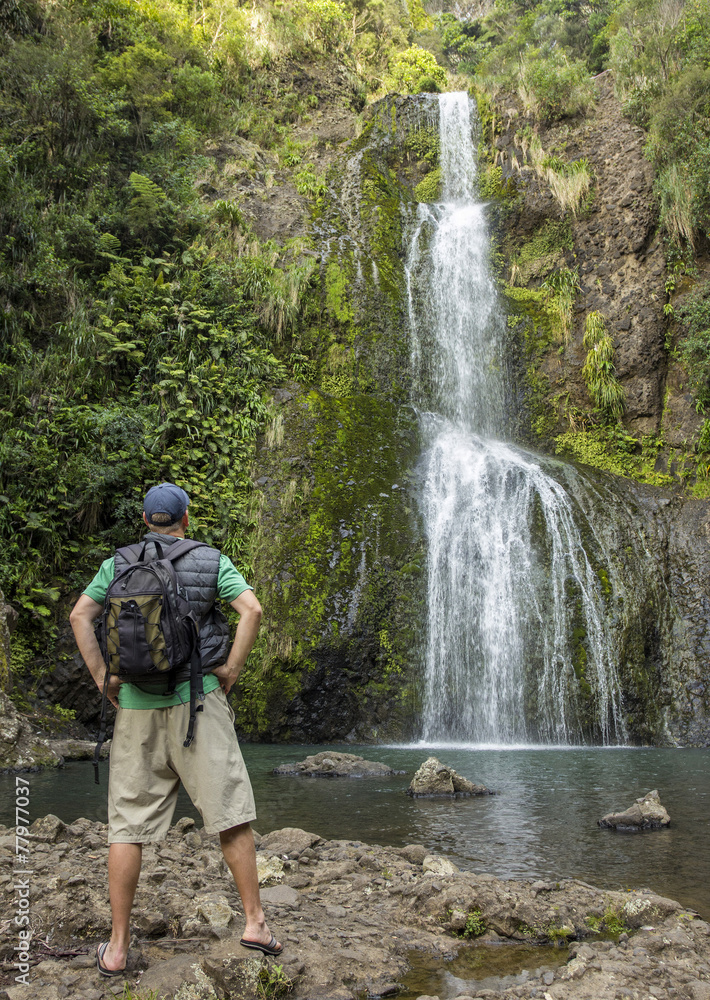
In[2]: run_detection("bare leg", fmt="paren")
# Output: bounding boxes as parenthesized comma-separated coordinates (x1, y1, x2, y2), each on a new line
(102, 843, 142, 971)
(219, 823, 280, 948)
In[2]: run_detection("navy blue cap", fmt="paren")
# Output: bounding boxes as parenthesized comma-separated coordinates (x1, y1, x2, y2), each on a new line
(143, 483, 190, 524)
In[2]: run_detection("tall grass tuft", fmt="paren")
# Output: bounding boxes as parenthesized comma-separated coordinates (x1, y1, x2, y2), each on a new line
(582, 311, 625, 421)
(546, 159, 592, 217)
(657, 162, 695, 248)
(527, 136, 592, 217)
(542, 267, 580, 344)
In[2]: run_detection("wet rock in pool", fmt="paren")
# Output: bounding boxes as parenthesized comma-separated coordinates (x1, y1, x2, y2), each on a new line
(273, 751, 404, 777)
(598, 789, 671, 830)
(407, 757, 492, 798)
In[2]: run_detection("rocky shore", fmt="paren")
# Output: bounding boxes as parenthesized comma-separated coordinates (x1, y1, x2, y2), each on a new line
(1, 815, 709, 1000)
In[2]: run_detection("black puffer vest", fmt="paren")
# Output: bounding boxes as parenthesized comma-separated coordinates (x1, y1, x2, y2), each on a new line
(113, 532, 230, 674)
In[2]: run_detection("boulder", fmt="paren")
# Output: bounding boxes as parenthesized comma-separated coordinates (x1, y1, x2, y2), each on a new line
(399, 844, 429, 865)
(598, 789, 671, 830)
(195, 893, 235, 933)
(422, 855, 459, 876)
(260, 884, 301, 907)
(258, 826, 321, 856)
(30, 814, 65, 842)
(407, 757, 492, 798)
(273, 751, 404, 777)
(202, 950, 267, 1000)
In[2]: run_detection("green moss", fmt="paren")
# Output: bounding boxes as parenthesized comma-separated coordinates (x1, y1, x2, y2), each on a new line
(598, 567, 612, 597)
(325, 261, 354, 325)
(239, 390, 424, 738)
(504, 284, 558, 443)
(690, 478, 710, 498)
(517, 220, 574, 262)
(601, 905, 631, 938)
(414, 167, 442, 202)
(478, 164, 517, 201)
(461, 909, 486, 938)
(546, 924, 574, 945)
(555, 429, 676, 487)
(359, 157, 405, 301)
(510, 218, 574, 284)
(404, 126, 440, 164)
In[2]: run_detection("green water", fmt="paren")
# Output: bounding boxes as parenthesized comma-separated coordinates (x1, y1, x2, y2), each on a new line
(2, 744, 709, 918)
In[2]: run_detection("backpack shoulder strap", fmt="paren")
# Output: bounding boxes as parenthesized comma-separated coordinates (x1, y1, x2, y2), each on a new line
(161, 538, 209, 563)
(115, 542, 146, 565)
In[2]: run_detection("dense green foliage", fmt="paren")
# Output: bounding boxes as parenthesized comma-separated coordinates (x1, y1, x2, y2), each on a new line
(0, 0, 429, 679)
(438, 0, 710, 254)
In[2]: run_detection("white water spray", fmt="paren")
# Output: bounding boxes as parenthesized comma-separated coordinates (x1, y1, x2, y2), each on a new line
(407, 93, 626, 744)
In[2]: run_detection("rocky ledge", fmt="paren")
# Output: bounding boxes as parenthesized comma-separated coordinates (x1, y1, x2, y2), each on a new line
(0, 693, 110, 773)
(0, 816, 708, 1000)
(273, 751, 404, 777)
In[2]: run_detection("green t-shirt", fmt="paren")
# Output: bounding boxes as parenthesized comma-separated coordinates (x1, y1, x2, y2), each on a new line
(83, 546, 252, 710)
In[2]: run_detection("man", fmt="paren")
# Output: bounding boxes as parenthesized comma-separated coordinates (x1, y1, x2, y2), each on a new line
(69, 482, 281, 977)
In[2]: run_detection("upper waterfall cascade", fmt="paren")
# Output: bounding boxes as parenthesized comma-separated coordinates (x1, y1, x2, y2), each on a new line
(405, 92, 627, 745)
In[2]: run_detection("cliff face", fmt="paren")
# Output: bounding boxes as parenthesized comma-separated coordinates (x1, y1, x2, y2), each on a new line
(489, 72, 710, 477)
(495, 73, 668, 435)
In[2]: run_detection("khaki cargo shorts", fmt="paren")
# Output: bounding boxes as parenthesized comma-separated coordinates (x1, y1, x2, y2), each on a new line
(108, 687, 256, 843)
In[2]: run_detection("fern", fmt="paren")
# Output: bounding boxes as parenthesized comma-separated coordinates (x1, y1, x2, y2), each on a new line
(581, 312, 625, 421)
(127, 173, 168, 230)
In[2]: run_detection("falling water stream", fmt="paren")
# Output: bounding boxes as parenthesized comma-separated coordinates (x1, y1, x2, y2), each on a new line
(406, 93, 626, 745)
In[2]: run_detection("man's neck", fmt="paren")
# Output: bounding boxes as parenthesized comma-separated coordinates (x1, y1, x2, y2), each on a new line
(146, 528, 186, 540)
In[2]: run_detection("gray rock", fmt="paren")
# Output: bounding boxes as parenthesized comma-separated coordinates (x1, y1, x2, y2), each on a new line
(273, 751, 403, 777)
(196, 893, 235, 932)
(173, 816, 196, 835)
(137, 954, 208, 998)
(30, 814, 65, 842)
(202, 950, 266, 999)
(422, 855, 459, 876)
(260, 884, 301, 907)
(399, 844, 428, 864)
(407, 757, 492, 798)
(259, 826, 321, 856)
(599, 789, 671, 830)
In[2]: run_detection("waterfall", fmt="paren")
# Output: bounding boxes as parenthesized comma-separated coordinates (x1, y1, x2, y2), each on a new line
(406, 92, 626, 745)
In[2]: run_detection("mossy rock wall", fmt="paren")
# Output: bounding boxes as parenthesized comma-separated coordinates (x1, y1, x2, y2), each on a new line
(238, 96, 441, 741)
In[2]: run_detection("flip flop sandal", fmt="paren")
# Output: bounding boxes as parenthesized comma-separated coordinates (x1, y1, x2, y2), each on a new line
(96, 942, 126, 978)
(239, 934, 284, 957)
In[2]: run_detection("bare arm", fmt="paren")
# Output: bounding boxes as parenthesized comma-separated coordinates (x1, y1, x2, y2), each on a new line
(211, 590, 263, 695)
(69, 595, 121, 709)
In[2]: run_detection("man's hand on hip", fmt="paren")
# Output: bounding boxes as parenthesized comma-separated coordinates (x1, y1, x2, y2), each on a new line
(212, 663, 240, 695)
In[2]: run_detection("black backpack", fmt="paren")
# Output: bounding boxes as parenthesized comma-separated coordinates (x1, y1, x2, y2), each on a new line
(93, 537, 209, 782)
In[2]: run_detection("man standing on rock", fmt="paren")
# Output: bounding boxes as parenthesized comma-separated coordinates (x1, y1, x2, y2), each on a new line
(69, 482, 282, 977)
